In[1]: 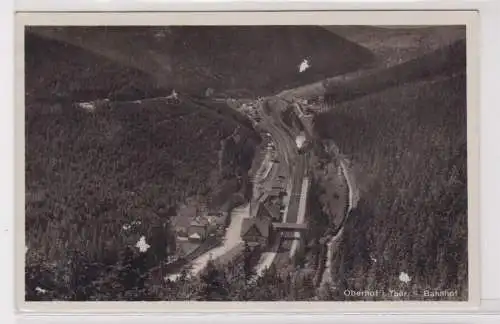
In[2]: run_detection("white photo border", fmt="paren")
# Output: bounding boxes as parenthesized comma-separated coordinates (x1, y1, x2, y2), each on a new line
(14, 8, 480, 314)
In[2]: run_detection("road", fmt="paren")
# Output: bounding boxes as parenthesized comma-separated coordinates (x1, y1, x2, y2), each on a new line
(320, 227, 345, 287)
(189, 203, 248, 275)
(165, 203, 249, 281)
(253, 235, 281, 277)
(319, 157, 357, 288)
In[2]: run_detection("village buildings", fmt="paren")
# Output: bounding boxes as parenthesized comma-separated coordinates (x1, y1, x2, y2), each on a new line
(172, 206, 227, 248)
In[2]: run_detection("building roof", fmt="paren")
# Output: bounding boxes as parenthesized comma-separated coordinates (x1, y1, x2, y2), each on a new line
(255, 203, 273, 220)
(215, 214, 227, 225)
(178, 205, 197, 219)
(241, 217, 271, 239)
(272, 222, 308, 230)
(172, 215, 191, 229)
(177, 241, 199, 256)
(263, 201, 281, 220)
(172, 205, 198, 229)
(190, 216, 209, 227)
(189, 233, 202, 240)
(250, 200, 261, 218)
(268, 188, 282, 197)
(206, 215, 217, 225)
(188, 224, 207, 238)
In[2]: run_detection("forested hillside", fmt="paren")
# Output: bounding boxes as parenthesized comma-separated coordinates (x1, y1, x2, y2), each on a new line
(25, 33, 260, 300)
(323, 25, 466, 67)
(24, 25, 469, 302)
(30, 26, 375, 98)
(314, 40, 467, 299)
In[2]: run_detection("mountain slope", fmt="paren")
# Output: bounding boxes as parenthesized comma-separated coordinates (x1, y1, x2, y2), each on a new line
(324, 39, 466, 105)
(323, 25, 465, 67)
(29, 26, 376, 98)
(25, 32, 171, 103)
(25, 33, 261, 300)
(314, 48, 467, 300)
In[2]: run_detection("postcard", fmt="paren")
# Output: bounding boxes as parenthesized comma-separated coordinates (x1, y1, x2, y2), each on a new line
(15, 9, 480, 313)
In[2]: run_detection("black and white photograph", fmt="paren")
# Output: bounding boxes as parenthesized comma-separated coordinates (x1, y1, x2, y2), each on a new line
(20, 13, 478, 306)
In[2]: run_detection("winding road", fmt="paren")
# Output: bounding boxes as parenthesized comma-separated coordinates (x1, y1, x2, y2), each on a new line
(165, 203, 249, 281)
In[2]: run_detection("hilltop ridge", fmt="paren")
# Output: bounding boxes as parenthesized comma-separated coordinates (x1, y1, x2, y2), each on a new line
(29, 26, 376, 98)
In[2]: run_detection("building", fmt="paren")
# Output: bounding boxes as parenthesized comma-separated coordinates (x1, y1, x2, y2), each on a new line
(172, 215, 191, 240)
(255, 203, 273, 220)
(172, 205, 197, 237)
(187, 217, 209, 242)
(240, 217, 272, 248)
(268, 187, 283, 198)
(172, 206, 215, 242)
(263, 201, 282, 221)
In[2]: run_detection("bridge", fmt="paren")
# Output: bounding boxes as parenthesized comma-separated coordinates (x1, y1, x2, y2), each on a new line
(272, 222, 308, 231)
